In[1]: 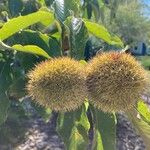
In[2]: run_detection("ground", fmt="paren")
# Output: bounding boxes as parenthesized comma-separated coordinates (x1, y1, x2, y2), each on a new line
(0, 99, 147, 150)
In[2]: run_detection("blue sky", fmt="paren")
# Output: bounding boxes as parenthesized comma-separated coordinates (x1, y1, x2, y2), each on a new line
(142, 0, 150, 17)
(143, 0, 150, 5)
(142, 0, 150, 7)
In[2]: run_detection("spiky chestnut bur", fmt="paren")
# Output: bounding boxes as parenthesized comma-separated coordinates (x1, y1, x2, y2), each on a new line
(86, 52, 147, 112)
(27, 57, 87, 112)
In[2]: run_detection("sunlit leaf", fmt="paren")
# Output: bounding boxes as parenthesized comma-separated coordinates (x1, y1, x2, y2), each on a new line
(79, 60, 87, 66)
(137, 101, 150, 124)
(83, 20, 124, 47)
(12, 44, 50, 58)
(0, 10, 54, 41)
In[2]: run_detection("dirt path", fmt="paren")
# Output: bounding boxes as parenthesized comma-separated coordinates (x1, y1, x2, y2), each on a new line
(15, 115, 64, 150)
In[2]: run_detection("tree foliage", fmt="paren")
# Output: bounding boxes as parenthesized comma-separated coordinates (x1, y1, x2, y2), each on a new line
(103, 0, 150, 46)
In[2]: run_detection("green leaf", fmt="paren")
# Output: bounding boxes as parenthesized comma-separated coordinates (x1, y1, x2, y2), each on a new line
(93, 129, 103, 150)
(45, 0, 55, 6)
(21, 0, 39, 15)
(12, 44, 50, 58)
(0, 60, 13, 92)
(8, 0, 23, 17)
(98, 0, 105, 8)
(9, 30, 61, 57)
(91, 107, 116, 150)
(137, 101, 150, 124)
(79, 60, 87, 66)
(48, 36, 62, 57)
(83, 20, 124, 47)
(57, 104, 90, 150)
(53, 0, 80, 22)
(0, 10, 54, 41)
(127, 110, 150, 150)
(65, 17, 88, 59)
(90, 2, 100, 21)
(38, 0, 46, 6)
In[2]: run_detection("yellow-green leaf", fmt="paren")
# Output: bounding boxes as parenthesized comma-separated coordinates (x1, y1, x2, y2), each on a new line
(83, 20, 124, 47)
(137, 101, 150, 123)
(0, 10, 54, 41)
(80, 60, 87, 66)
(12, 44, 50, 58)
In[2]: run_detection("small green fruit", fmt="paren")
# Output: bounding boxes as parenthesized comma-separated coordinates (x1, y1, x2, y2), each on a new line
(27, 57, 87, 112)
(86, 52, 147, 112)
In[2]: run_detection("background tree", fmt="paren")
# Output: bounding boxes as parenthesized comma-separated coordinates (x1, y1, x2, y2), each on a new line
(101, 0, 150, 46)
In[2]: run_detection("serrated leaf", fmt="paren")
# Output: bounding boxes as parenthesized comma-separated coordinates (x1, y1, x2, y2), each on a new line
(91, 107, 116, 150)
(0, 10, 54, 41)
(12, 44, 50, 58)
(83, 20, 124, 47)
(127, 110, 150, 150)
(57, 105, 90, 150)
(65, 17, 88, 59)
(53, 0, 80, 22)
